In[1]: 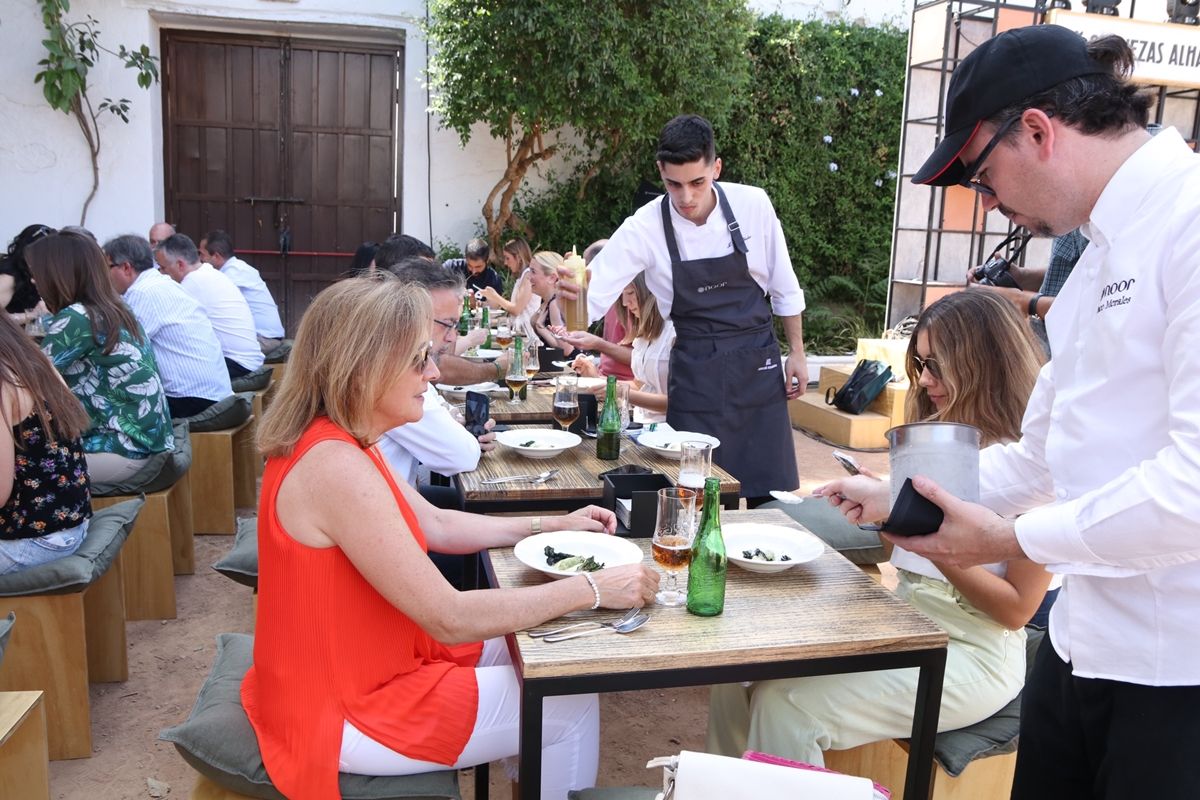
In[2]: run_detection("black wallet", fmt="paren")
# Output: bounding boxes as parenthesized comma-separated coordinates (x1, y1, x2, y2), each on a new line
(882, 477, 944, 537)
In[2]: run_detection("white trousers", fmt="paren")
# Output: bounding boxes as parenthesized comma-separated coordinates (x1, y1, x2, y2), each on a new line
(338, 637, 599, 800)
(707, 571, 1027, 765)
(85, 451, 148, 483)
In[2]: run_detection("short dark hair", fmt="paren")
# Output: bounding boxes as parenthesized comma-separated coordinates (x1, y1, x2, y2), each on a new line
(384, 255, 465, 293)
(988, 35, 1151, 143)
(348, 241, 378, 277)
(203, 229, 236, 259)
(375, 234, 436, 269)
(464, 237, 490, 262)
(103, 235, 156, 273)
(157, 233, 201, 266)
(656, 114, 716, 165)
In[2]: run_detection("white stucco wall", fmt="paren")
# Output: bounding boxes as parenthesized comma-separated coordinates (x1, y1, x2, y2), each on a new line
(0, 0, 910, 253)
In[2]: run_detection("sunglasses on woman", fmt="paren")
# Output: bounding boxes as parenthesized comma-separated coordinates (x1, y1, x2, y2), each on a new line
(411, 341, 434, 373)
(911, 353, 941, 380)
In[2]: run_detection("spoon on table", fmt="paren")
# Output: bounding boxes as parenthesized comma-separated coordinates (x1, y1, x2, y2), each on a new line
(481, 469, 559, 485)
(529, 607, 641, 639)
(542, 613, 650, 643)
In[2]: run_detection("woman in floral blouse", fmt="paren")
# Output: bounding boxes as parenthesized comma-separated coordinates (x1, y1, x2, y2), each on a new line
(0, 314, 92, 574)
(26, 232, 173, 484)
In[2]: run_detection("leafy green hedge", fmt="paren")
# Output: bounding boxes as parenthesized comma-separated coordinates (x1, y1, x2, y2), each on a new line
(512, 16, 907, 354)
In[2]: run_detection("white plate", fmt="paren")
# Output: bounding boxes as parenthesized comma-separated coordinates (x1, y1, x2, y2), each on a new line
(436, 382, 504, 398)
(724, 523, 824, 573)
(462, 348, 504, 362)
(495, 428, 582, 459)
(514, 531, 644, 579)
(637, 430, 721, 460)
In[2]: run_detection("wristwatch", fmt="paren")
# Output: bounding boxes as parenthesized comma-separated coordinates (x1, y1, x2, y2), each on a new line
(1028, 293, 1044, 320)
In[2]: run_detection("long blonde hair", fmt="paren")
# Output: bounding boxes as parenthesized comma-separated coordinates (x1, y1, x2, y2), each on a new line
(257, 275, 432, 456)
(904, 291, 1044, 446)
(616, 272, 665, 343)
(503, 238, 532, 273)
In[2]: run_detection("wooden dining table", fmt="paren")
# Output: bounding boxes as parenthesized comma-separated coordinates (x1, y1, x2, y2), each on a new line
(456, 424, 741, 514)
(478, 381, 559, 425)
(484, 508, 949, 800)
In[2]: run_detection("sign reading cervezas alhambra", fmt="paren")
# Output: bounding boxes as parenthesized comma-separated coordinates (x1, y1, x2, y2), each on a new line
(1048, 10, 1200, 89)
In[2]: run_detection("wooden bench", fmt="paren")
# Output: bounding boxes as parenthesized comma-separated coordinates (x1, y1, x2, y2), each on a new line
(250, 379, 275, 477)
(191, 417, 257, 535)
(0, 691, 50, 798)
(91, 473, 194, 620)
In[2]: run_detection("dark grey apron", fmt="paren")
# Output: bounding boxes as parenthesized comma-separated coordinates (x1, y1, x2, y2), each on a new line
(663, 182, 799, 497)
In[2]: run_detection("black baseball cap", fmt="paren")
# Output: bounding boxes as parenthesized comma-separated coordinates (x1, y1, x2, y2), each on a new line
(913, 25, 1109, 187)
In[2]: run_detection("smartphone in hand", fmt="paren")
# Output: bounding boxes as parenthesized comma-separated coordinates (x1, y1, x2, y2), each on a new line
(832, 450, 862, 476)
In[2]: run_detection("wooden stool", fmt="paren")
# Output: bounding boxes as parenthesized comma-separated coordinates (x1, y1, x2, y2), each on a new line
(0, 691, 50, 798)
(191, 417, 257, 535)
(91, 474, 194, 620)
(250, 380, 275, 477)
(0, 563, 127, 759)
(824, 737, 1016, 800)
(266, 360, 287, 390)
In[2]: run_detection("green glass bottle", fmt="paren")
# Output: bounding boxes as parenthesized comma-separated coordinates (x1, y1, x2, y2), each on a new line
(481, 307, 492, 348)
(458, 294, 471, 336)
(686, 478, 726, 617)
(596, 375, 621, 460)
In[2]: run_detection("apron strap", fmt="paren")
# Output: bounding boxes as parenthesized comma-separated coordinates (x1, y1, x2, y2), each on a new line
(713, 183, 748, 255)
(659, 181, 749, 265)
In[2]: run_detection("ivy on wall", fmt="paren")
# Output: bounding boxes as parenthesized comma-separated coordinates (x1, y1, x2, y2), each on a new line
(512, 16, 907, 354)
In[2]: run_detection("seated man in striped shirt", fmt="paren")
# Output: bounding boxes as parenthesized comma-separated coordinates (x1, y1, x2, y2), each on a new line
(103, 234, 232, 418)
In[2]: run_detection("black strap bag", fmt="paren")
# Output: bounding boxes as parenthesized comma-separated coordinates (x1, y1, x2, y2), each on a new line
(825, 359, 893, 415)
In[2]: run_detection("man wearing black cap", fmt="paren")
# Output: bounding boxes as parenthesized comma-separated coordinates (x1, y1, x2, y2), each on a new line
(824, 25, 1200, 797)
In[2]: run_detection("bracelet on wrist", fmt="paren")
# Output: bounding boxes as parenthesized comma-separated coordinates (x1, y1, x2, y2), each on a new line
(1028, 293, 1044, 319)
(581, 572, 601, 610)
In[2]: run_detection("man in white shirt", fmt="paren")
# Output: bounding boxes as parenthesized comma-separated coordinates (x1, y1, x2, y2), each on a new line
(587, 115, 807, 504)
(103, 234, 232, 417)
(827, 26, 1200, 797)
(199, 230, 285, 351)
(154, 234, 265, 377)
(148, 221, 174, 248)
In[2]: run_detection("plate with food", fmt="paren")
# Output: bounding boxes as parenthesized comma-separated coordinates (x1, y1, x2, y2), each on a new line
(436, 382, 506, 398)
(462, 347, 504, 362)
(723, 522, 824, 573)
(495, 428, 582, 459)
(636, 430, 721, 460)
(514, 530, 644, 579)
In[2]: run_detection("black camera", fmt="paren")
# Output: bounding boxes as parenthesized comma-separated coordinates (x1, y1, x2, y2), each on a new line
(971, 229, 1030, 289)
(973, 255, 1021, 288)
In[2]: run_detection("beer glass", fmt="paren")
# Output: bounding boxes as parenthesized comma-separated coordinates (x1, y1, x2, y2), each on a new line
(678, 441, 713, 511)
(652, 487, 697, 607)
(505, 344, 527, 405)
(552, 375, 579, 431)
(524, 342, 541, 380)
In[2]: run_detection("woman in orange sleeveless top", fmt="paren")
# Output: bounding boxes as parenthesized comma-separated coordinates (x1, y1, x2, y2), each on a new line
(243, 276, 658, 800)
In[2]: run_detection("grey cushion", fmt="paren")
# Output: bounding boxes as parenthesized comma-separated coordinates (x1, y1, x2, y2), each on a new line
(231, 366, 272, 393)
(0, 498, 144, 596)
(182, 393, 253, 433)
(0, 611, 14, 671)
(160, 633, 462, 800)
(760, 499, 889, 565)
(263, 340, 292, 364)
(932, 628, 1045, 777)
(91, 420, 191, 496)
(568, 790, 659, 800)
(212, 517, 259, 589)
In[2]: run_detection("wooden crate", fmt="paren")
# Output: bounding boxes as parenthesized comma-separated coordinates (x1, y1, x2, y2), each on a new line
(191, 417, 257, 535)
(788, 393, 892, 449)
(0, 691, 50, 798)
(825, 737, 1016, 800)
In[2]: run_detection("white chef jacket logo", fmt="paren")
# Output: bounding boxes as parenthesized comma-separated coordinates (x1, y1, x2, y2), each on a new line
(1097, 277, 1136, 314)
(697, 281, 728, 294)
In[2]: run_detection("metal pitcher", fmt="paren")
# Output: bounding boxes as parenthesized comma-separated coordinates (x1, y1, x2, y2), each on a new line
(887, 422, 981, 505)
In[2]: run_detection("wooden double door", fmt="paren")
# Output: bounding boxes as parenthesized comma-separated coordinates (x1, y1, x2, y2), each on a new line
(161, 30, 402, 333)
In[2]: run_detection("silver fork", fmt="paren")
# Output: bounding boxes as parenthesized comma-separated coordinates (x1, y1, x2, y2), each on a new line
(480, 469, 556, 485)
(528, 607, 639, 638)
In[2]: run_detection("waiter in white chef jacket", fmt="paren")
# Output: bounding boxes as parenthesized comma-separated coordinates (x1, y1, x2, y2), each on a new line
(588, 115, 807, 503)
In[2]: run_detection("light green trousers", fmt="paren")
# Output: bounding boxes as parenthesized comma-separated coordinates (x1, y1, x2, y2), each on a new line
(707, 570, 1026, 765)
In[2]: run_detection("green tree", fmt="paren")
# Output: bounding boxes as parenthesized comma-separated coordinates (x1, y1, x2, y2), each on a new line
(34, 0, 159, 224)
(425, 0, 753, 257)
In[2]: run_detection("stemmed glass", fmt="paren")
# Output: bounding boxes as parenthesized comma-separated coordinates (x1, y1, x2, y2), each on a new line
(552, 375, 580, 431)
(494, 324, 514, 349)
(524, 342, 541, 381)
(505, 343, 526, 405)
(652, 487, 697, 607)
